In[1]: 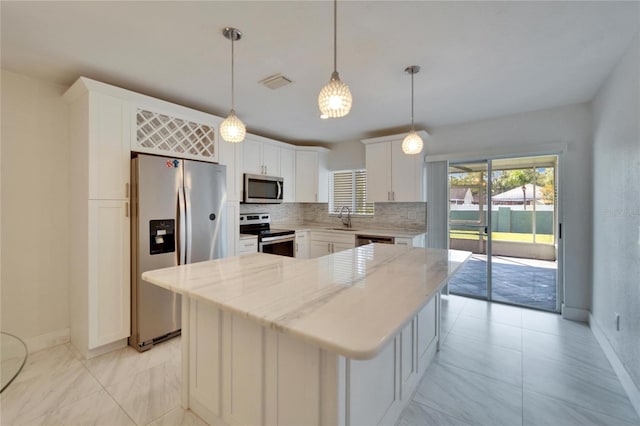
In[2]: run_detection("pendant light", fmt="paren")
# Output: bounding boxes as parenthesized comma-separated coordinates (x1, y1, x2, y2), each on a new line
(220, 27, 246, 143)
(401, 65, 424, 155)
(318, 0, 352, 119)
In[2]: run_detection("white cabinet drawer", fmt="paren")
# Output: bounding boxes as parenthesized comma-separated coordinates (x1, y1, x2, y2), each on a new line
(238, 238, 258, 255)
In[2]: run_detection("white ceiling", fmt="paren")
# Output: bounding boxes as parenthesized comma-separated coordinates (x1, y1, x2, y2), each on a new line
(2, 1, 638, 145)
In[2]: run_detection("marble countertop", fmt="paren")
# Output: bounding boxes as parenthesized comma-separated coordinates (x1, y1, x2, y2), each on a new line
(276, 222, 426, 239)
(142, 245, 470, 360)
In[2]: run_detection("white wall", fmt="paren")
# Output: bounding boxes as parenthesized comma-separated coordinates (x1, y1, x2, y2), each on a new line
(1, 70, 70, 344)
(327, 140, 365, 171)
(426, 103, 593, 315)
(592, 33, 640, 388)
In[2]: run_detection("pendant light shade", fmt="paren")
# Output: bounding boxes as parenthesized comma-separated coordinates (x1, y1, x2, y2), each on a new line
(318, 0, 352, 118)
(402, 65, 423, 155)
(402, 131, 424, 155)
(220, 27, 246, 143)
(220, 109, 246, 143)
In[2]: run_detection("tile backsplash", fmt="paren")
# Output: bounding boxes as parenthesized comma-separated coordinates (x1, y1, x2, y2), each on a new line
(240, 202, 426, 230)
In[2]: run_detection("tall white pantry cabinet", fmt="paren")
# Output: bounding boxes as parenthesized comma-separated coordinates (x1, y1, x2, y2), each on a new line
(64, 77, 225, 358)
(65, 81, 132, 358)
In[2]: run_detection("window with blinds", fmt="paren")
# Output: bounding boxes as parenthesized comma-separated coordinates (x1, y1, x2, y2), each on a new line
(329, 170, 374, 215)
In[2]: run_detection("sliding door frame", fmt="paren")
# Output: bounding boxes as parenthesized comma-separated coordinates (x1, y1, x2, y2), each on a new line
(433, 147, 564, 313)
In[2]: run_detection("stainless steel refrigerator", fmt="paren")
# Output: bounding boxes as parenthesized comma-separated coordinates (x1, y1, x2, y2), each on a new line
(130, 154, 227, 351)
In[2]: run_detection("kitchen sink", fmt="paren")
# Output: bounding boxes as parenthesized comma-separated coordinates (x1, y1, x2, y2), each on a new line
(326, 227, 359, 232)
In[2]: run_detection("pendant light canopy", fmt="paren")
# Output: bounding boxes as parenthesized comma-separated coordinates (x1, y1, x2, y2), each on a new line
(220, 27, 246, 143)
(402, 65, 424, 155)
(318, 0, 352, 119)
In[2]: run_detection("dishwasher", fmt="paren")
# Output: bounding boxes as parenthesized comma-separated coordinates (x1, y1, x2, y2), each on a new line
(356, 235, 395, 246)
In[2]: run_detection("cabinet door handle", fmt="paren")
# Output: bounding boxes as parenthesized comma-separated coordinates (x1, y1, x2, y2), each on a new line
(327, 243, 331, 252)
(392, 191, 395, 201)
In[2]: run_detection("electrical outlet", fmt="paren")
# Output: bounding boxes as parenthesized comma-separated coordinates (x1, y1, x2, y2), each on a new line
(615, 313, 620, 331)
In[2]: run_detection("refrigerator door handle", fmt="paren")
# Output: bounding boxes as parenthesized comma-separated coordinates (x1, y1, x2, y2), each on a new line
(178, 187, 187, 265)
(184, 185, 193, 264)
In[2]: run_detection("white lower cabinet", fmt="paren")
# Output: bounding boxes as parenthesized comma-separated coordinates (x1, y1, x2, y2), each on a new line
(83, 200, 130, 352)
(295, 231, 309, 259)
(394, 233, 426, 249)
(186, 294, 439, 426)
(309, 231, 355, 258)
(238, 237, 258, 256)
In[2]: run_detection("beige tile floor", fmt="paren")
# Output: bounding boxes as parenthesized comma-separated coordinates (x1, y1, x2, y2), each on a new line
(2, 295, 639, 426)
(0, 336, 205, 426)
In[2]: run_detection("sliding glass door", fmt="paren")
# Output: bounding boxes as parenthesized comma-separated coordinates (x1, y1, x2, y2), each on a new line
(448, 160, 490, 299)
(448, 155, 560, 312)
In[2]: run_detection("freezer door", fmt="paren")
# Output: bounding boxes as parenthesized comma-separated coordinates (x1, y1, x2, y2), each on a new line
(131, 155, 183, 349)
(183, 160, 227, 262)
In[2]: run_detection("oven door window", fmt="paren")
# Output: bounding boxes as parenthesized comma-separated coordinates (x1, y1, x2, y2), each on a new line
(260, 238, 294, 257)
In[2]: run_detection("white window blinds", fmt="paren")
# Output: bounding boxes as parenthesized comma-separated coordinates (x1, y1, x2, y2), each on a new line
(329, 170, 374, 215)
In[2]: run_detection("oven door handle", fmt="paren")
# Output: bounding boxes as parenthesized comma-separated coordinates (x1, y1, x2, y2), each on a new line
(260, 235, 296, 244)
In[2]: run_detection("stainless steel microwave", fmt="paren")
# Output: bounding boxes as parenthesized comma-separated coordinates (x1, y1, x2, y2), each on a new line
(243, 173, 284, 204)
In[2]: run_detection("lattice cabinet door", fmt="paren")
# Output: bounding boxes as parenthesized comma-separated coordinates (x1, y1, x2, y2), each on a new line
(133, 107, 219, 162)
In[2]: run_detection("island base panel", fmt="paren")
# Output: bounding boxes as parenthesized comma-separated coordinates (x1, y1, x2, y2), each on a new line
(185, 297, 438, 426)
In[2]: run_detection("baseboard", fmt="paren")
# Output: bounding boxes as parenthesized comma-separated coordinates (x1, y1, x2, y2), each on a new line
(23, 328, 70, 354)
(561, 304, 589, 322)
(590, 313, 640, 419)
(86, 338, 128, 359)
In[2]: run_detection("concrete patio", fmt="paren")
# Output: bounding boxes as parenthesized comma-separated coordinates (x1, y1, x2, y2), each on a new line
(448, 254, 557, 311)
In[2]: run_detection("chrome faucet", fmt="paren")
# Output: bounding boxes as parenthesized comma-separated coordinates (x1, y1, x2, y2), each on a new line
(338, 206, 352, 228)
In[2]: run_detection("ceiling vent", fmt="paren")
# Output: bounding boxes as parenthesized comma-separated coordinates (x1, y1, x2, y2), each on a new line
(259, 74, 293, 90)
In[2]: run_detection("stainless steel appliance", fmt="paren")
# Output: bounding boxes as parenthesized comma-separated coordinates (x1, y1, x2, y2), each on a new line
(131, 154, 227, 352)
(243, 174, 284, 204)
(239, 213, 295, 256)
(356, 235, 395, 246)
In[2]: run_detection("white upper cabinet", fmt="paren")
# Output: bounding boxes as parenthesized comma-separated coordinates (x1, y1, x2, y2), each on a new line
(88, 93, 131, 200)
(362, 132, 428, 203)
(280, 147, 296, 202)
(64, 84, 131, 200)
(364, 142, 392, 204)
(243, 139, 263, 175)
(262, 144, 280, 176)
(243, 137, 280, 176)
(295, 148, 329, 203)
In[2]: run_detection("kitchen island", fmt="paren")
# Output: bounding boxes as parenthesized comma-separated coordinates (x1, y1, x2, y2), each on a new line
(143, 244, 470, 426)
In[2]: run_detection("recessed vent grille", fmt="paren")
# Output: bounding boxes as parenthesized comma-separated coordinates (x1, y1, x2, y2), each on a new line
(135, 109, 216, 158)
(259, 74, 293, 90)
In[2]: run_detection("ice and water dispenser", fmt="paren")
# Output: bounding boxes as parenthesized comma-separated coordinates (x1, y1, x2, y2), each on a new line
(149, 220, 175, 255)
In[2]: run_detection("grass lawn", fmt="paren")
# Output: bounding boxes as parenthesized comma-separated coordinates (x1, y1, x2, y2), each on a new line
(450, 229, 554, 244)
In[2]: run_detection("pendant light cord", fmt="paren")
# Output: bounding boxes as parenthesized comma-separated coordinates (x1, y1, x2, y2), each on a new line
(410, 70, 415, 131)
(333, 0, 337, 73)
(231, 34, 235, 110)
